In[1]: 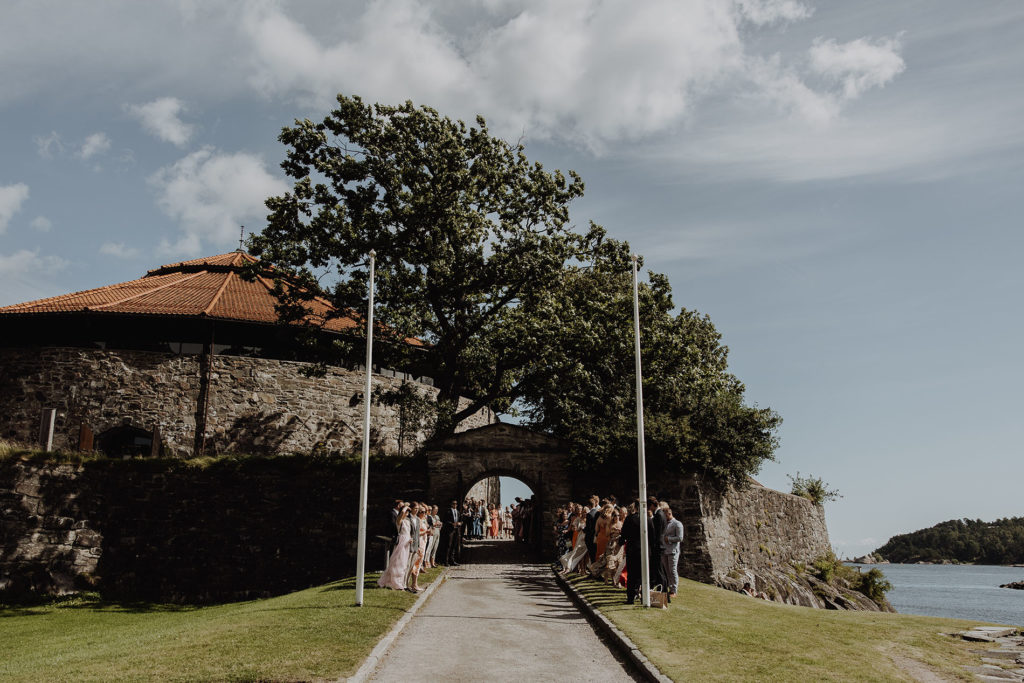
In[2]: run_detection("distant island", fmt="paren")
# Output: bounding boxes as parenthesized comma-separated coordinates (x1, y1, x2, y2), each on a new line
(872, 517, 1024, 565)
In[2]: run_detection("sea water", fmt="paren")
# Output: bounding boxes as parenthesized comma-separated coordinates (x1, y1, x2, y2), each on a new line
(849, 562, 1024, 627)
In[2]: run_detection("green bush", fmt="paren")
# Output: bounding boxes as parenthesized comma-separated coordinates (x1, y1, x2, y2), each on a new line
(857, 568, 893, 605)
(809, 551, 891, 608)
(788, 472, 841, 505)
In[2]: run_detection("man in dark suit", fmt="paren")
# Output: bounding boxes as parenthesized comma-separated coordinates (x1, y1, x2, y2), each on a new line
(390, 499, 404, 551)
(584, 494, 601, 564)
(443, 499, 462, 566)
(649, 496, 667, 588)
(621, 499, 655, 604)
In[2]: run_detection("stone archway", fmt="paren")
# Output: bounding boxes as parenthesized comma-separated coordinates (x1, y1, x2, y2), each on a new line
(425, 423, 572, 551)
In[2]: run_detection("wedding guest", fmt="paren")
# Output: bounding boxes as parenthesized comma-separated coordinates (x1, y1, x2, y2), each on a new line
(423, 505, 438, 569)
(477, 499, 488, 539)
(661, 506, 684, 597)
(406, 505, 429, 592)
(428, 505, 442, 567)
(378, 505, 413, 590)
(389, 499, 404, 551)
(622, 499, 655, 605)
(584, 495, 601, 564)
(444, 500, 462, 566)
(650, 497, 667, 588)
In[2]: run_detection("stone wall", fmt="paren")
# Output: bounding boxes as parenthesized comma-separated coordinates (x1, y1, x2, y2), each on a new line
(0, 347, 494, 458)
(0, 456, 431, 602)
(676, 478, 831, 582)
(426, 424, 572, 550)
(465, 476, 500, 508)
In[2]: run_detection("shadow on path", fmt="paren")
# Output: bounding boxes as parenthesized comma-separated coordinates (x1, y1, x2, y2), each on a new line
(368, 539, 641, 681)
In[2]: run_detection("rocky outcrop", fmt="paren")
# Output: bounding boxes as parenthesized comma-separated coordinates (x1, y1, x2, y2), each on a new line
(650, 476, 892, 612)
(717, 566, 894, 611)
(1001, 580, 1024, 590)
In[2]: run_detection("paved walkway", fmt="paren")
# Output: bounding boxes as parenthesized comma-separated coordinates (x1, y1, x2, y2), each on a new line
(366, 539, 638, 682)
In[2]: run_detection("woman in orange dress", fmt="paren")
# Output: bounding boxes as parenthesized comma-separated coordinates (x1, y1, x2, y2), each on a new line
(489, 503, 500, 538)
(595, 504, 613, 559)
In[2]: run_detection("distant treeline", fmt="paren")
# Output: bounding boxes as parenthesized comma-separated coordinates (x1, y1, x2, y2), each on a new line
(874, 517, 1024, 564)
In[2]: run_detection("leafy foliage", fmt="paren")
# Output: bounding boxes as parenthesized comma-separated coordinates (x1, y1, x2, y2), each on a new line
(873, 517, 1024, 564)
(809, 551, 892, 607)
(788, 472, 841, 505)
(251, 94, 594, 435)
(372, 381, 437, 456)
(252, 94, 781, 485)
(519, 245, 781, 487)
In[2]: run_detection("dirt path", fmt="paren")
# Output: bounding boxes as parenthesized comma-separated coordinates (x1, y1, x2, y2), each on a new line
(365, 539, 638, 682)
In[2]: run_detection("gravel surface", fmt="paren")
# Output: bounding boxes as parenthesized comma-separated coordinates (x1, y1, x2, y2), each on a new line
(366, 539, 638, 682)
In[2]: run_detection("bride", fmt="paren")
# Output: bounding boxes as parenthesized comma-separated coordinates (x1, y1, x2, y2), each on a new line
(559, 504, 589, 574)
(378, 505, 413, 590)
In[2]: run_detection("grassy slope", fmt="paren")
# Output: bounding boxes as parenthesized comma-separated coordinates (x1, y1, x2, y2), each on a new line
(0, 569, 439, 682)
(567, 574, 1006, 682)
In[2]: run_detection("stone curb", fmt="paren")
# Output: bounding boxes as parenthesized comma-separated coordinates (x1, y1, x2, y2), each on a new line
(345, 567, 449, 683)
(551, 566, 673, 683)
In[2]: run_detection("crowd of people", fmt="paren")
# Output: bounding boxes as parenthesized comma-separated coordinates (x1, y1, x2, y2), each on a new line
(377, 496, 537, 593)
(379, 492, 767, 606)
(554, 495, 685, 604)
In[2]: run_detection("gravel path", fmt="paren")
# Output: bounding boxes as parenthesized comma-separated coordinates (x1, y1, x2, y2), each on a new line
(366, 539, 638, 682)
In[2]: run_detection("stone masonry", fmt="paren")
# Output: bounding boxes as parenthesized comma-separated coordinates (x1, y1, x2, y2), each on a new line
(0, 347, 494, 458)
(426, 424, 573, 551)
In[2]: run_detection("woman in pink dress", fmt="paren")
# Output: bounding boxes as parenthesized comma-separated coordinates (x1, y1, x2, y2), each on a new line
(489, 503, 500, 538)
(407, 505, 429, 592)
(378, 505, 412, 590)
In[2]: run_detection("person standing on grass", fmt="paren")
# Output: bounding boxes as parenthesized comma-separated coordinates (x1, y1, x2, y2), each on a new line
(650, 497, 667, 588)
(390, 499, 404, 551)
(661, 506, 684, 597)
(621, 500, 654, 605)
(444, 500, 461, 566)
(584, 495, 601, 563)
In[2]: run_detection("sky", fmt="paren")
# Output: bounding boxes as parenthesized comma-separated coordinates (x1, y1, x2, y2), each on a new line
(2, 0, 1022, 558)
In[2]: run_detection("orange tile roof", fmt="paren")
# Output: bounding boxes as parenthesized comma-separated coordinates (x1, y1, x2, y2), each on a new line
(0, 251, 366, 335)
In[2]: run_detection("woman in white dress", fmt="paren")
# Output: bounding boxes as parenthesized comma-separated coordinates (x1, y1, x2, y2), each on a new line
(559, 505, 590, 574)
(378, 506, 413, 590)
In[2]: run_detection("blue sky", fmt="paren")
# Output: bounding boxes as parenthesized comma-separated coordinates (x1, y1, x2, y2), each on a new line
(2, 0, 1022, 558)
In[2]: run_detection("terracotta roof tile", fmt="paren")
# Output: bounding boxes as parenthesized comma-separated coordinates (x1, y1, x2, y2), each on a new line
(0, 252, 361, 331)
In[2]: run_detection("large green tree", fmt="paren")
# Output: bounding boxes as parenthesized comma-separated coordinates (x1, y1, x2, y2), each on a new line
(519, 239, 781, 487)
(251, 94, 597, 433)
(253, 94, 780, 486)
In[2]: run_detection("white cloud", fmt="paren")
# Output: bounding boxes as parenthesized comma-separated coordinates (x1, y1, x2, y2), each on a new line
(99, 242, 140, 258)
(30, 216, 53, 232)
(236, 0, 886, 146)
(0, 249, 68, 278)
(126, 97, 194, 146)
(149, 147, 288, 255)
(242, 0, 475, 111)
(736, 0, 813, 26)
(34, 131, 64, 158)
(78, 132, 111, 160)
(809, 35, 906, 100)
(0, 249, 71, 307)
(746, 55, 840, 126)
(0, 183, 30, 233)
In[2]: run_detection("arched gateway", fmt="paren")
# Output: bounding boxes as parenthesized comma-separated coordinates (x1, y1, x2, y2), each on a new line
(425, 423, 572, 551)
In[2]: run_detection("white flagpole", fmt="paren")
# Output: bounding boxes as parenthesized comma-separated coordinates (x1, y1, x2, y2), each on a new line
(632, 254, 651, 608)
(355, 249, 376, 606)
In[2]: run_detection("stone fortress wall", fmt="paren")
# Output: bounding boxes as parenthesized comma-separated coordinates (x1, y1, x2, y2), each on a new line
(0, 347, 494, 458)
(0, 457, 428, 602)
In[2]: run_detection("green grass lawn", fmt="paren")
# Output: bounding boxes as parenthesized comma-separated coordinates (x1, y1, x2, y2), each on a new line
(566, 573, 1013, 682)
(0, 569, 440, 682)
